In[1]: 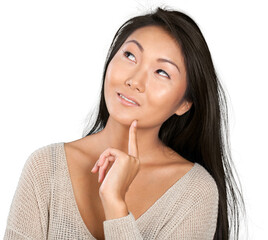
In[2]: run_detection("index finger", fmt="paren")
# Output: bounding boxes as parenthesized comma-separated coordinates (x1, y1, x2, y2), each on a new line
(128, 120, 139, 158)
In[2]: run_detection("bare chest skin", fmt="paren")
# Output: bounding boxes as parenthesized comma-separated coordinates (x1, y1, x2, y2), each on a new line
(64, 140, 194, 240)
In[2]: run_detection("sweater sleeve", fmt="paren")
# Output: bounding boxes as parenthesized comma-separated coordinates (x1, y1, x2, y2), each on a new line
(4, 148, 50, 240)
(103, 173, 219, 240)
(103, 211, 143, 239)
(166, 178, 219, 240)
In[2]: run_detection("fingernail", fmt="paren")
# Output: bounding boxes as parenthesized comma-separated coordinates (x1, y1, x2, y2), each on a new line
(91, 165, 96, 172)
(133, 120, 137, 127)
(97, 158, 101, 167)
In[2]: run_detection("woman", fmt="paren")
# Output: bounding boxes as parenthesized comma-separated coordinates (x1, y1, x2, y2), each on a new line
(4, 6, 246, 240)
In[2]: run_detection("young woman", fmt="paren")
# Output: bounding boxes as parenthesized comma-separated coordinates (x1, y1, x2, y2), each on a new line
(4, 6, 246, 240)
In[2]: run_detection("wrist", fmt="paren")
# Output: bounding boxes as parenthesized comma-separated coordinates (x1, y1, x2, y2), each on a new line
(101, 197, 129, 220)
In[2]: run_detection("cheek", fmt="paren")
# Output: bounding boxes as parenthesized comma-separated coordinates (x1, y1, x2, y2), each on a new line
(146, 83, 186, 116)
(147, 85, 168, 105)
(146, 80, 183, 106)
(105, 59, 129, 86)
(104, 63, 120, 99)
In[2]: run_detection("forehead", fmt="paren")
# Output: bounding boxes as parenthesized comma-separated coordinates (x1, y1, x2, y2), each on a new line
(124, 25, 184, 63)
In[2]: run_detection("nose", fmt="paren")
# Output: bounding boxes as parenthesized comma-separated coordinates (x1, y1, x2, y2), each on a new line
(125, 69, 146, 93)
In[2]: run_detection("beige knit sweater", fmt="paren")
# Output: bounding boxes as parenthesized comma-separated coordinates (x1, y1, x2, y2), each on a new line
(4, 142, 219, 239)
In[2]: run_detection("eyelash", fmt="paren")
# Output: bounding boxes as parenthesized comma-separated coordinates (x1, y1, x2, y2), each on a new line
(122, 50, 170, 79)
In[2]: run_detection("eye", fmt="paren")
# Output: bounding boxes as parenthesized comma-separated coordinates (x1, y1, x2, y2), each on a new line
(156, 69, 170, 79)
(122, 50, 170, 78)
(122, 50, 136, 62)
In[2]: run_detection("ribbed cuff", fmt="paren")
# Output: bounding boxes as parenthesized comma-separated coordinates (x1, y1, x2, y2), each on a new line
(103, 211, 143, 239)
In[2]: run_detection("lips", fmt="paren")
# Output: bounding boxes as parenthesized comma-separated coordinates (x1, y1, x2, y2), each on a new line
(117, 92, 140, 106)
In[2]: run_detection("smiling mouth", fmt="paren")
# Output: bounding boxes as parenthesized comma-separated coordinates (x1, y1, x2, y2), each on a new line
(117, 92, 140, 106)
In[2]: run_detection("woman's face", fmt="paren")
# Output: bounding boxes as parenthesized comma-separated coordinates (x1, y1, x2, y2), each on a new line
(104, 25, 191, 128)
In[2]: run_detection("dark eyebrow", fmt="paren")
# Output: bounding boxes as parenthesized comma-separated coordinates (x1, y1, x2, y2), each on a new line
(125, 39, 181, 73)
(125, 40, 144, 52)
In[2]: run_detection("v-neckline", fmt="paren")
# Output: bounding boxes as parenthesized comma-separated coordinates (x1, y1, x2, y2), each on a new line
(59, 142, 198, 239)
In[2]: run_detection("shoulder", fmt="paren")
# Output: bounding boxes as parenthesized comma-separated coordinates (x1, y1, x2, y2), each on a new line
(25, 142, 52, 164)
(170, 162, 219, 220)
(26, 142, 60, 163)
(188, 163, 219, 203)
(16, 142, 62, 201)
(23, 142, 63, 179)
(170, 158, 218, 198)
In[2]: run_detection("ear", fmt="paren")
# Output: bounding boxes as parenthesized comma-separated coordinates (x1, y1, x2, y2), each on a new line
(175, 101, 192, 116)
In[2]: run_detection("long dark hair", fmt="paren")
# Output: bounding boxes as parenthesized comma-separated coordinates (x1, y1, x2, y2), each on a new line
(82, 6, 246, 239)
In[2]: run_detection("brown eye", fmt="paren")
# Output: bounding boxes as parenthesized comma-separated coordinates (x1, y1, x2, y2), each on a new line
(156, 69, 170, 78)
(123, 50, 136, 62)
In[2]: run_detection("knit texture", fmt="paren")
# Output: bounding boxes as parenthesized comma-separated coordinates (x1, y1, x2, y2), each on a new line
(4, 142, 219, 239)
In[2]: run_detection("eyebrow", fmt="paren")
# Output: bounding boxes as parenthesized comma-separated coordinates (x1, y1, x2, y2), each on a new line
(125, 39, 181, 73)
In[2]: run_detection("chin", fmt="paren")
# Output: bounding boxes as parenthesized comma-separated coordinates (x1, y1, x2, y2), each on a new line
(110, 113, 138, 126)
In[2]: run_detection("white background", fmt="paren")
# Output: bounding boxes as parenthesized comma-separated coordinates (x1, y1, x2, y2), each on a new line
(0, 0, 267, 239)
